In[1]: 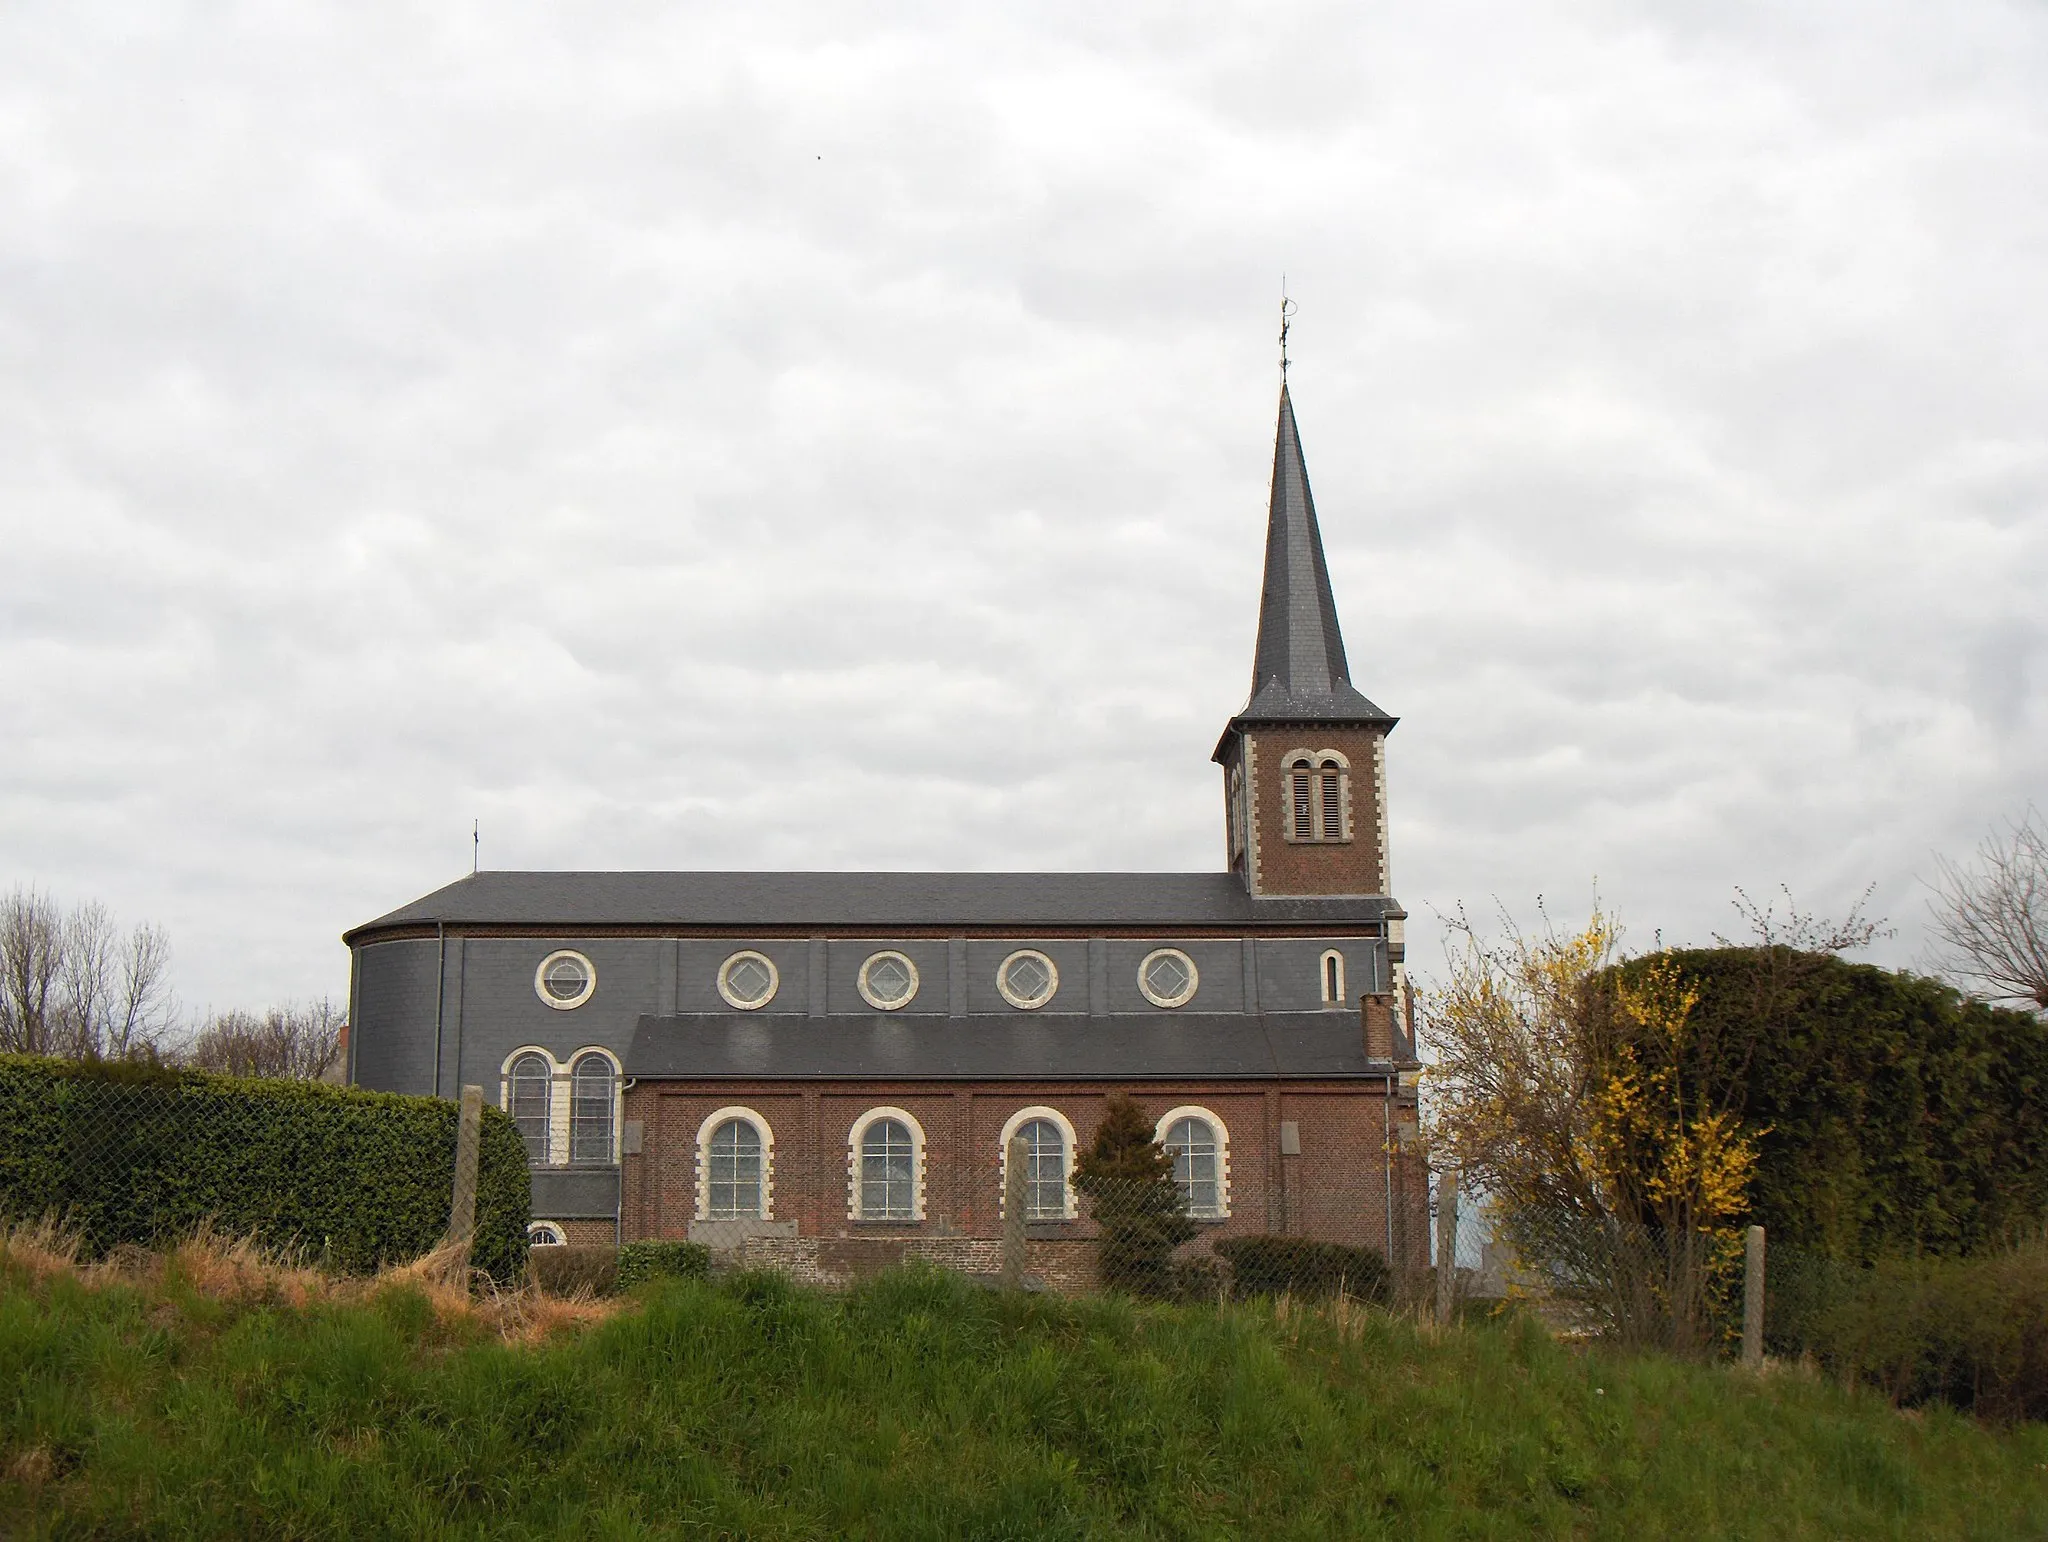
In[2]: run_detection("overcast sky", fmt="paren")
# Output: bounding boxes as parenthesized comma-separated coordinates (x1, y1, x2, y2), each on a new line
(3, 2, 2044, 1018)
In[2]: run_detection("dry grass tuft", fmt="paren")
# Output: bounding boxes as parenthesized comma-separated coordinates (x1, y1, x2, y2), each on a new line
(0, 1216, 85, 1285)
(0, 1218, 623, 1345)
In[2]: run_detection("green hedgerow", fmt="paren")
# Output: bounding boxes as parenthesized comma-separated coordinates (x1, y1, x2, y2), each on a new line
(0, 1054, 529, 1281)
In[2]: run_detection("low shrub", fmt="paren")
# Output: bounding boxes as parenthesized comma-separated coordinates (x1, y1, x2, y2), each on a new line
(0, 1054, 530, 1282)
(529, 1241, 711, 1297)
(617, 1239, 711, 1290)
(1214, 1234, 1390, 1303)
(529, 1244, 619, 1297)
(1163, 1254, 1229, 1304)
(1785, 1237, 2048, 1423)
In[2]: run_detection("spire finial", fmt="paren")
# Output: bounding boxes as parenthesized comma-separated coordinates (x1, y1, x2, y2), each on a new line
(1279, 280, 1296, 378)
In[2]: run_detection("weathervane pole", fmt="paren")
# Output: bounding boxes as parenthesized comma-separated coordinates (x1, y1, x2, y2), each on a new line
(1279, 279, 1296, 379)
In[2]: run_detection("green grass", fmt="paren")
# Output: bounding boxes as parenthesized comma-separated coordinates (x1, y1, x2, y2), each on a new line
(3, 1259, 2046, 1540)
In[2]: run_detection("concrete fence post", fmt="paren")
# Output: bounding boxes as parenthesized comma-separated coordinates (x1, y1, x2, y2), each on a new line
(1742, 1224, 1766, 1369)
(1001, 1135, 1028, 1290)
(448, 1084, 484, 1260)
(1435, 1167, 1459, 1326)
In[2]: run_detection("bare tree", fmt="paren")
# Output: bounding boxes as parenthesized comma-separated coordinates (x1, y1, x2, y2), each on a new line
(0, 886, 64, 1054)
(0, 886, 176, 1059)
(1927, 807, 2048, 1013)
(186, 999, 345, 1081)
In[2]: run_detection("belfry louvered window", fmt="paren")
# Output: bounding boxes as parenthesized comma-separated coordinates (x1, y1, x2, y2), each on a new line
(1284, 753, 1350, 844)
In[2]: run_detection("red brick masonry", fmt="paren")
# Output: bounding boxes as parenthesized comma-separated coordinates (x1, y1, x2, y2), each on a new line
(619, 1074, 1430, 1273)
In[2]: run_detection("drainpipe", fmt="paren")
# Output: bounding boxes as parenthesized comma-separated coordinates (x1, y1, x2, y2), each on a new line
(431, 921, 446, 1099)
(1382, 1071, 1394, 1263)
(616, 1075, 636, 1245)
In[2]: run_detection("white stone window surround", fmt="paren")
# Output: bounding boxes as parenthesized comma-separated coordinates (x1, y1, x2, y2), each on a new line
(533, 949, 597, 1010)
(1280, 746, 1353, 845)
(499, 1044, 622, 1166)
(1154, 1105, 1232, 1220)
(856, 950, 920, 1012)
(1320, 948, 1347, 1006)
(846, 1105, 928, 1222)
(696, 1105, 775, 1222)
(996, 948, 1060, 1011)
(717, 949, 780, 1010)
(997, 1105, 1078, 1221)
(528, 1221, 568, 1246)
(1137, 947, 1201, 1009)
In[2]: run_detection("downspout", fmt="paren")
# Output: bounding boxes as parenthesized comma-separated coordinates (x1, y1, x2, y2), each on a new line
(345, 945, 360, 1086)
(431, 921, 446, 1099)
(1383, 1070, 1394, 1263)
(616, 1075, 636, 1246)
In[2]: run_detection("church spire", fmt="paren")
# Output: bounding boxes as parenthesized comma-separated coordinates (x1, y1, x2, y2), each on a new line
(1223, 383, 1393, 739)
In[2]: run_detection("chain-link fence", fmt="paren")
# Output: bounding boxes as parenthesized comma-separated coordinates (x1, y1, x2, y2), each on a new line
(0, 1057, 529, 1281)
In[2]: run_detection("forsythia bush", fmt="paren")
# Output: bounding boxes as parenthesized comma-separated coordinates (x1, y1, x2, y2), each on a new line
(0, 1054, 530, 1281)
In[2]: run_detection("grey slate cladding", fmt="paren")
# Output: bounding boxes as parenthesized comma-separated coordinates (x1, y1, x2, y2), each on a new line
(1226, 384, 1395, 732)
(624, 1011, 1395, 1081)
(345, 869, 1399, 941)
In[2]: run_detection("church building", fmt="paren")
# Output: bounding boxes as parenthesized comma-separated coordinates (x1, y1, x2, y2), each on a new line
(343, 383, 1428, 1282)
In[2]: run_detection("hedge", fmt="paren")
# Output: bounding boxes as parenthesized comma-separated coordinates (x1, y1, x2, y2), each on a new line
(1214, 1235, 1391, 1302)
(529, 1240, 712, 1297)
(616, 1239, 711, 1289)
(0, 1055, 530, 1282)
(1606, 950, 2048, 1262)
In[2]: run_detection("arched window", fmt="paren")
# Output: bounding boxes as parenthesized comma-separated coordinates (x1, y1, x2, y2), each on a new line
(569, 1053, 616, 1164)
(1157, 1106, 1231, 1219)
(1321, 949, 1346, 1005)
(1283, 750, 1350, 844)
(1018, 1118, 1066, 1220)
(704, 1116, 767, 1219)
(508, 1052, 552, 1164)
(858, 1117, 917, 1220)
(996, 1106, 1075, 1222)
(528, 1221, 567, 1247)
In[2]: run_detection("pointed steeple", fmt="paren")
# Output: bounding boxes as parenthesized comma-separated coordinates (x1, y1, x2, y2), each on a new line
(1217, 385, 1393, 755)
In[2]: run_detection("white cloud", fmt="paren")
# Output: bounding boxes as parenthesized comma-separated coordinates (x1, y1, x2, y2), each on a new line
(1, 0, 2043, 1009)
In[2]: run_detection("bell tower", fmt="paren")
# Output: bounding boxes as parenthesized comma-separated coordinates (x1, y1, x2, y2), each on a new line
(1214, 384, 1396, 898)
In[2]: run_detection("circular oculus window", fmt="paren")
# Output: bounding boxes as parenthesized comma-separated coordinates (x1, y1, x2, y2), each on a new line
(534, 950, 596, 1009)
(1138, 948, 1199, 1008)
(717, 950, 780, 1010)
(997, 949, 1059, 1010)
(857, 950, 919, 1011)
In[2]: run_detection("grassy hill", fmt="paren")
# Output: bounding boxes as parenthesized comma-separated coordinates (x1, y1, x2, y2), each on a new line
(2, 1240, 2045, 1539)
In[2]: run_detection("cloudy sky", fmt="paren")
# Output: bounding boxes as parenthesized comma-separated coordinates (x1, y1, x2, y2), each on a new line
(3, 1, 2044, 1018)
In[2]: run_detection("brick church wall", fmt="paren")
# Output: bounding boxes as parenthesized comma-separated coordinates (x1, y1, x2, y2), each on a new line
(620, 1067, 1429, 1277)
(1243, 727, 1390, 897)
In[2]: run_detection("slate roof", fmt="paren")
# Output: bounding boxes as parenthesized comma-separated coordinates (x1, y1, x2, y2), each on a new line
(624, 1010, 1398, 1081)
(345, 871, 1400, 941)
(1217, 384, 1395, 758)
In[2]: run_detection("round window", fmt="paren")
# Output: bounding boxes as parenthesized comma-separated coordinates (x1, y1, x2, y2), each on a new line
(1138, 947, 1199, 1008)
(527, 1221, 567, 1247)
(717, 950, 780, 1010)
(997, 949, 1059, 1011)
(857, 950, 919, 1011)
(534, 950, 596, 1009)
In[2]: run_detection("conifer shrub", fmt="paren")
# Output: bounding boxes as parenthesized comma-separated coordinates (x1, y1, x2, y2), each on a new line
(1214, 1234, 1391, 1303)
(0, 1053, 529, 1282)
(1073, 1094, 1198, 1297)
